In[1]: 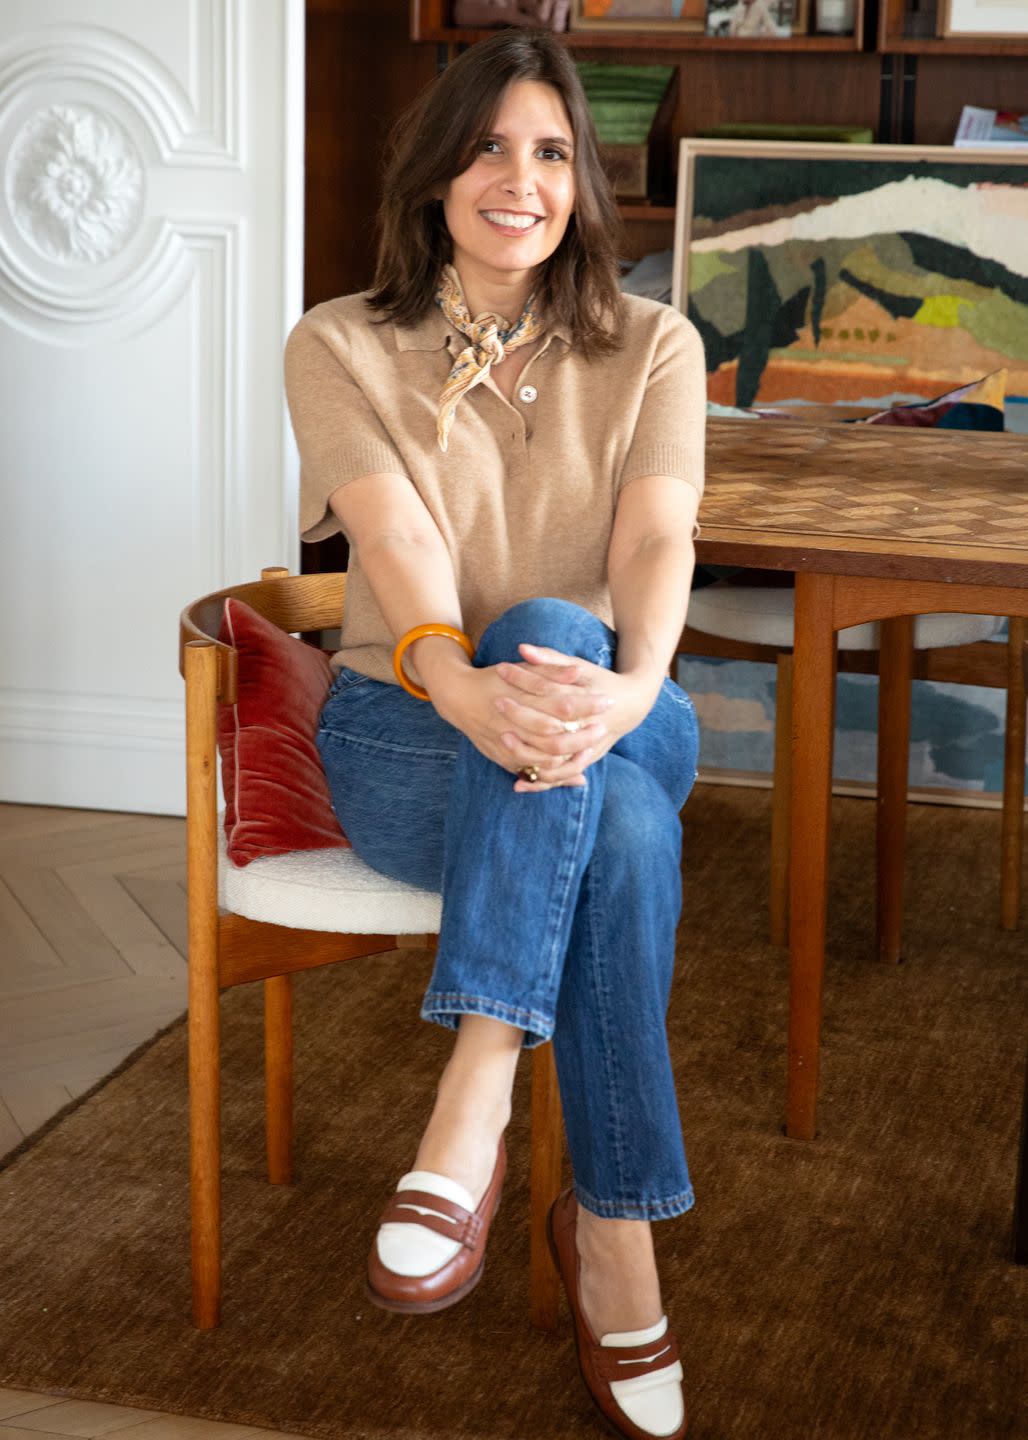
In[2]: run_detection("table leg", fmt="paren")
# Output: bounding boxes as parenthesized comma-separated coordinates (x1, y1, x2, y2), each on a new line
(787, 573, 837, 1142)
(877, 616, 914, 965)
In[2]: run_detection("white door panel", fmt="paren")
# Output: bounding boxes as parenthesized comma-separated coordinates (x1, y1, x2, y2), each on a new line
(0, 0, 304, 813)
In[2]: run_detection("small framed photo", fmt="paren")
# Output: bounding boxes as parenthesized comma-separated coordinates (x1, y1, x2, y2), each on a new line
(571, 1, 706, 32)
(939, 0, 1028, 36)
(705, 0, 793, 37)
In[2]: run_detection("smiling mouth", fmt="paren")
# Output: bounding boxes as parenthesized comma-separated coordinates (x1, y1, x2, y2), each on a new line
(480, 210, 544, 231)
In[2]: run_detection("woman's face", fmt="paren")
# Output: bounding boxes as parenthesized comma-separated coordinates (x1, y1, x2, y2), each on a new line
(441, 79, 577, 305)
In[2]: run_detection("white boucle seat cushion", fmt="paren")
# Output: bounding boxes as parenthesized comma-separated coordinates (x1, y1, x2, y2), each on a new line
(218, 822, 442, 934)
(687, 585, 1004, 653)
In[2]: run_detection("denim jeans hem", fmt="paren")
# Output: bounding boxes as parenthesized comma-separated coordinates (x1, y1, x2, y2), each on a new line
(420, 990, 552, 1049)
(573, 1179, 696, 1222)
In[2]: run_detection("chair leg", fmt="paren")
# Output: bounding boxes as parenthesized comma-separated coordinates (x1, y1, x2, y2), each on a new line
(876, 617, 914, 965)
(185, 640, 222, 1329)
(530, 1041, 563, 1330)
(265, 974, 294, 1184)
(770, 652, 793, 948)
(1001, 618, 1026, 931)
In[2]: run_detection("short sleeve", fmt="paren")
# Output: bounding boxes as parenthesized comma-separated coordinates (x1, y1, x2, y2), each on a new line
(284, 313, 410, 543)
(618, 310, 706, 500)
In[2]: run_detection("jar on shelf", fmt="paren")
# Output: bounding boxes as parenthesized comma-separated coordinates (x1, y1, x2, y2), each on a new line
(815, 0, 856, 33)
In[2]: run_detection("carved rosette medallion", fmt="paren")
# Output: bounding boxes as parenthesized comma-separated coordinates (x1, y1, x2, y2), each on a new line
(6, 103, 144, 264)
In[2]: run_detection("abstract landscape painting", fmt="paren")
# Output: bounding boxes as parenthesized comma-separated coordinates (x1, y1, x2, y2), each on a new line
(673, 141, 1028, 414)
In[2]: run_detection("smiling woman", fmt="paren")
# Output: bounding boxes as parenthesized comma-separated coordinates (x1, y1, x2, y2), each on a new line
(283, 27, 707, 1440)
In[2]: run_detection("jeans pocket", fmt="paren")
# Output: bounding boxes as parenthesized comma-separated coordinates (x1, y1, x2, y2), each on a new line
(332, 664, 374, 693)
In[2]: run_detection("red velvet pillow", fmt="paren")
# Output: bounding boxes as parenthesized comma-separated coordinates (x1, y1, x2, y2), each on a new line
(217, 597, 349, 867)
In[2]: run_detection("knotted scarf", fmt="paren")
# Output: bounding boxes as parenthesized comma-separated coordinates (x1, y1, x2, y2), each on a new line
(434, 263, 543, 452)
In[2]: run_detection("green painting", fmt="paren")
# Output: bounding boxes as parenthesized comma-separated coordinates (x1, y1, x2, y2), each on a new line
(675, 141, 1028, 414)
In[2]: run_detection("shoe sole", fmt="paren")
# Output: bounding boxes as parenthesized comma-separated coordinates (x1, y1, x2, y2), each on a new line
(363, 1178, 502, 1315)
(545, 1196, 689, 1440)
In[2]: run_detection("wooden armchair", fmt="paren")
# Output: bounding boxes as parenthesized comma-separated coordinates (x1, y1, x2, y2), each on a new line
(179, 566, 564, 1330)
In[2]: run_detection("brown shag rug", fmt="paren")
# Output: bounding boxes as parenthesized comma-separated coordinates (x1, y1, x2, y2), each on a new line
(0, 786, 1025, 1440)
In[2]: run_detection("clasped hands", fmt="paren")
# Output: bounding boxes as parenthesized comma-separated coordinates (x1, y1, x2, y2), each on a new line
(451, 642, 654, 792)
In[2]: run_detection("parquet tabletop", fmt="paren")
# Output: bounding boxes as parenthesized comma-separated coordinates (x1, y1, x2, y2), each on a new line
(699, 421, 1028, 586)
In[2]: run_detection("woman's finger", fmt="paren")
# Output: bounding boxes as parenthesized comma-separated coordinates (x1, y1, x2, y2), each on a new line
(512, 746, 594, 791)
(495, 660, 572, 696)
(500, 717, 606, 759)
(518, 642, 585, 674)
(495, 694, 612, 738)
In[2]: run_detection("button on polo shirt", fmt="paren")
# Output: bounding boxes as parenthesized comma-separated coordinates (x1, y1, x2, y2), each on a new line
(286, 289, 706, 686)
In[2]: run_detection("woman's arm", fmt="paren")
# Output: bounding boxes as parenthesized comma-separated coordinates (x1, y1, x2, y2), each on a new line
(492, 474, 699, 789)
(326, 472, 469, 694)
(326, 475, 612, 781)
(607, 472, 700, 717)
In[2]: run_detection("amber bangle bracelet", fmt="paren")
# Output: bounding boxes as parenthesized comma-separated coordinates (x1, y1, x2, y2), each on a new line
(393, 623, 476, 700)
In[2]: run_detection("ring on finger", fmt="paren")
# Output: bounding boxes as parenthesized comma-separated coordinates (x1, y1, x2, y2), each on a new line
(562, 719, 583, 734)
(518, 764, 540, 783)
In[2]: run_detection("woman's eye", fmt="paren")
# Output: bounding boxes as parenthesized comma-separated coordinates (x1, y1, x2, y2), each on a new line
(481, 139, 501, 154)
(540, 147, 569, 162)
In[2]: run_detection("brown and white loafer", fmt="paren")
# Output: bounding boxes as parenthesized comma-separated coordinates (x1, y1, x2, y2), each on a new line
(365, 1134, 506, 1314)
(547, 1185, 688, 1440)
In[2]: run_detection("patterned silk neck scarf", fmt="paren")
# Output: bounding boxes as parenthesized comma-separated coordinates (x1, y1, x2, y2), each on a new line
(434, 263, 543, 452)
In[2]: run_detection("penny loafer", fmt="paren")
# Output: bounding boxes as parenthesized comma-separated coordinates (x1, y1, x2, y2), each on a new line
(547, 1185, 688, 1440)
(365, 1134, 506, 1314)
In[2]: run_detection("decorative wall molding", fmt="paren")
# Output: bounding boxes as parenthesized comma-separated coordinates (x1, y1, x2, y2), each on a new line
(184, 224, 240, 583)
(0, 692, 183, 749)
(0, 7, 240, 168)
(0, 10, 242, 345)
(7, 102, 144, 264)
(0, 0, 300, 816)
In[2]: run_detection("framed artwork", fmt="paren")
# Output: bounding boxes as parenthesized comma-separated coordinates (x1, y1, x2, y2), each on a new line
(705, 0, 792, 36)
(672, 140, 1028, 410)
(939, 0, 1028, 37)
(571, 1, 706, 31)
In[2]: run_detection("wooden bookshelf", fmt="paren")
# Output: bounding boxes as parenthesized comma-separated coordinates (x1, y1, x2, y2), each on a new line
(412, 0, 867, 52)
(619, 204, 676, 221)
(878, 0, 1028, 55)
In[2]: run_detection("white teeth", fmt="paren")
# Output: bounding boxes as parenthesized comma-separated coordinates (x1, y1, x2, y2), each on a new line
(482, 211, 540, 230)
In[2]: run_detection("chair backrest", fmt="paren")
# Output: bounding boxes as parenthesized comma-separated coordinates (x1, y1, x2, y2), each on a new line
(179, 567, 347, 704)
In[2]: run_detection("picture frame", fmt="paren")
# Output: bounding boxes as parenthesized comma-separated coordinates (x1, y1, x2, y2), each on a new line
(938, 0, 1028, 37)
(705, 0, 793, 37)
(672, 139, 1028, 412)
(570, 1, 707, 33)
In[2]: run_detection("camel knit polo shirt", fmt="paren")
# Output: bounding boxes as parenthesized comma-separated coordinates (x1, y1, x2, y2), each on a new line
(285, 289, 706, 685)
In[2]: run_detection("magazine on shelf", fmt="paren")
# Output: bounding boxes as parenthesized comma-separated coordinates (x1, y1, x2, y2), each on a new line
(954, 105, 1028, 148)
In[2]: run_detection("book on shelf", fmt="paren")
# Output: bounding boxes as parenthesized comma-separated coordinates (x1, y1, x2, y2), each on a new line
(954, 106, 1028, 149)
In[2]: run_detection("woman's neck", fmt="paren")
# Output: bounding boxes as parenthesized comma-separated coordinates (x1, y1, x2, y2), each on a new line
(453, 264, 534, 326)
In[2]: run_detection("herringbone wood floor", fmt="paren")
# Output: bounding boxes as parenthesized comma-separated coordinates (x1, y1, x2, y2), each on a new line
(0, 803, 301, 1440)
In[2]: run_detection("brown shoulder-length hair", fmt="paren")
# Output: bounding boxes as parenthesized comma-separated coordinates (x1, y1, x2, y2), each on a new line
(367, 28, 625, 357)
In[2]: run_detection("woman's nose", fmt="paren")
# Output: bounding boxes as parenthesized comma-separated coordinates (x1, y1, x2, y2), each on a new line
(501, 154, 536, 196)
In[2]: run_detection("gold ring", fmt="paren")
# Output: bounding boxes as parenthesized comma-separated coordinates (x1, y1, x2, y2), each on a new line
(518, 765, 540, 783)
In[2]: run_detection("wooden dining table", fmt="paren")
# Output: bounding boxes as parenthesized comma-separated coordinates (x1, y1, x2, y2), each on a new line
(695, 418, 1028, 1147)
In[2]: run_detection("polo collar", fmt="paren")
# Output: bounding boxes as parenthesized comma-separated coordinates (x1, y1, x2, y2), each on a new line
(393, 305, 453, 353)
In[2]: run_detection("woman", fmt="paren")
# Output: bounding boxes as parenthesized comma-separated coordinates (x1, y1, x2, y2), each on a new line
(285, 28, 705, 1440)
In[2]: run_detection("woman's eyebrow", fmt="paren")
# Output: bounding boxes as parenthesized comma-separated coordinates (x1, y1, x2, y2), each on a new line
(485, 130, 573, 147)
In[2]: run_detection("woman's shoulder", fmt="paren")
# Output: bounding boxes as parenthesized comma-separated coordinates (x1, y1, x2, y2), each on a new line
(607, 294, 704, 368)
(288, 289, 382, 348)
(618, 292, 697, 340)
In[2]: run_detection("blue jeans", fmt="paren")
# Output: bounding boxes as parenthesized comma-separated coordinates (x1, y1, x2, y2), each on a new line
(316, 598, 700, 1220)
